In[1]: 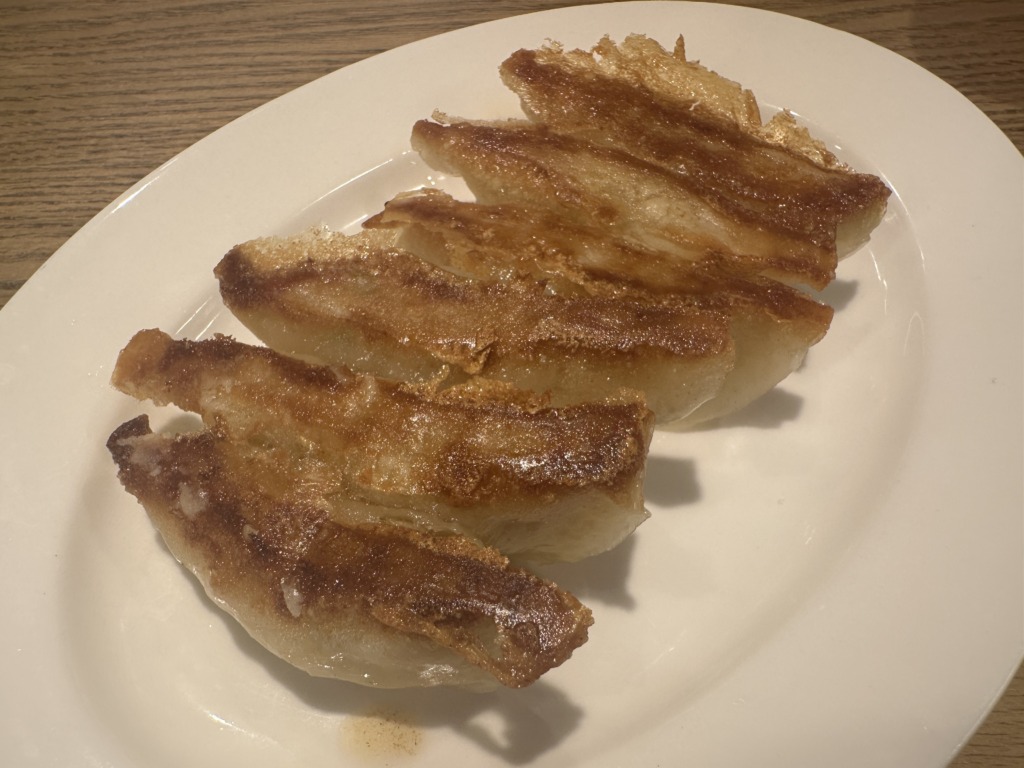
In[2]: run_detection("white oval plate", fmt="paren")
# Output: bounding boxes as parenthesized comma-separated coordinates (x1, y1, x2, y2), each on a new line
(1, 3, 1020, 767)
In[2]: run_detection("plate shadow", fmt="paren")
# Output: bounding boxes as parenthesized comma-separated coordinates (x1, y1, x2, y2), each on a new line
(173, 539, 588, 765)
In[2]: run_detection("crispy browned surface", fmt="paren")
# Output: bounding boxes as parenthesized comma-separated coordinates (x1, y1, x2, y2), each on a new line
(216, 228, 734, 420)
(414, 116, 829, 289)
(396, 33, 888, 425)
(367, 188, 833, 329)
(218, 229, 729, 367)
(410, 36, 889, 290)
(111, 329, 654, 561)
(112, 329, 652, 501)
(500, 41, 890, 265)
(107, 415, 593, 689)
(367, 188, 833, 424)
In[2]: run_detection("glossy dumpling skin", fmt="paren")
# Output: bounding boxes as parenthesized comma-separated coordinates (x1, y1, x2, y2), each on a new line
(214, 228, 734, 423)
(411, 34, 888, 291)
(107, 414, 594, 690)
(111, 328, 655, 563)
(498, 36, 891, 279)
(367, 189, 834, 425)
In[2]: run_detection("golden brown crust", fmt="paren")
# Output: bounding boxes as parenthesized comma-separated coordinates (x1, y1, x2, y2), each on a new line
(409, 35, 889, 290)
(412, 116, 841, 289)
(111, 329, 654, 561)
(107, 415, 593, 688)
(215, 228, 735, 421)
(112, 329, 653, 504)
(366, 188, 833, 330)
(367, 188, 834, 425)
(570, 35, 766, 134)
(218, 229, 729, 365)
(500, 44, 890, 257)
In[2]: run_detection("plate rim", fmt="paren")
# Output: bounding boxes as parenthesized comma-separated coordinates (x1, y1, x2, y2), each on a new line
(1, 3, 1021, 766)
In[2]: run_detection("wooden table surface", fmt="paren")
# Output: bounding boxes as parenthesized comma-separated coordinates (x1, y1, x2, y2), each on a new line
(1, 1, 1021, 765)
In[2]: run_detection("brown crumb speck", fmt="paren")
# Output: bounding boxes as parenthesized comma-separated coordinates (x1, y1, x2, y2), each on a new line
(340, 707, 423, 763)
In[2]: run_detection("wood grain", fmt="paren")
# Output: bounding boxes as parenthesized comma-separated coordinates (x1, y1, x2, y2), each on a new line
(2, 0, 1021, 309)
(1, 1, 1021, 765)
